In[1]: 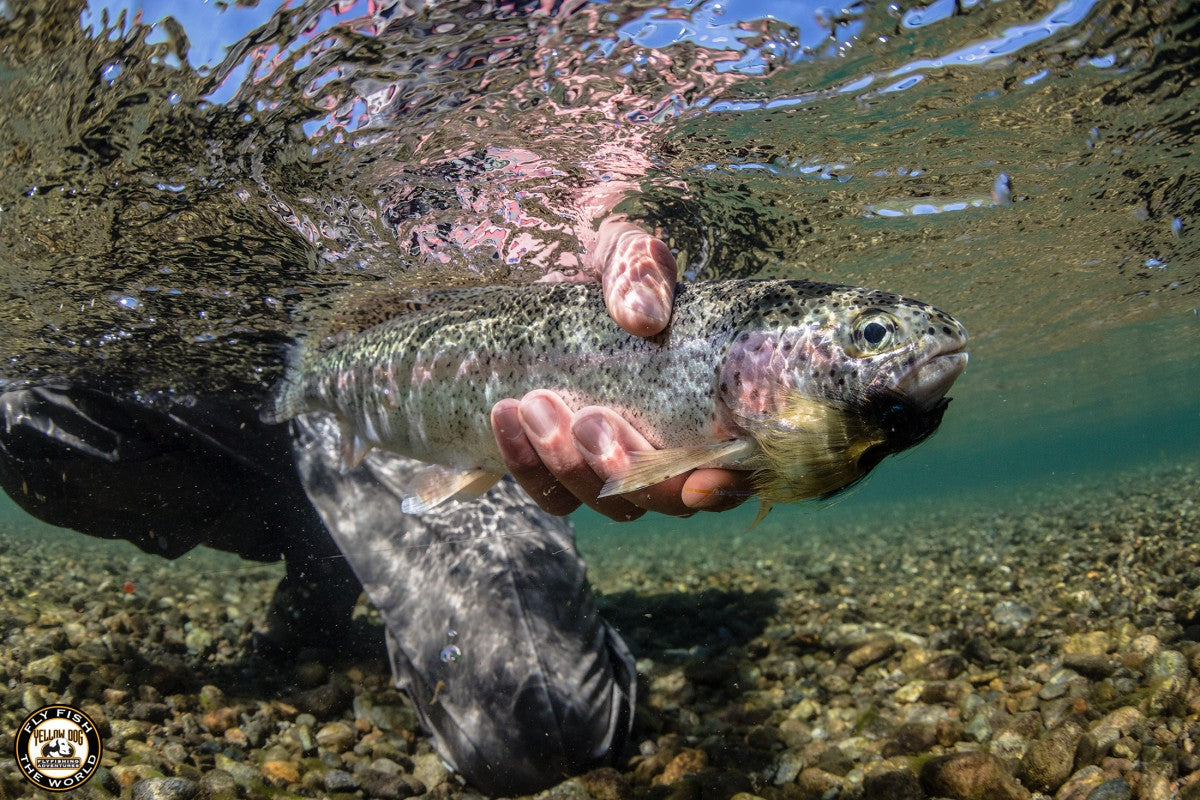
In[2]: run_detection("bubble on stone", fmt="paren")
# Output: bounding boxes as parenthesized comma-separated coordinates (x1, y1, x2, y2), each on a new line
(439, 644, 462, 663)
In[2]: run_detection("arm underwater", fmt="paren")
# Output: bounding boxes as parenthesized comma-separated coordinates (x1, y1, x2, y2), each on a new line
(263, 279, 968, 517)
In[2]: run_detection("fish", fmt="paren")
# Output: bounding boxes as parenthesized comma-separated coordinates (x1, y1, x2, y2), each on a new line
(263, 279, 968, 517)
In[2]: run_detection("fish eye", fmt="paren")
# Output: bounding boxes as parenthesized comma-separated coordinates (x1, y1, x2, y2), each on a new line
(850, 312, 899, 353)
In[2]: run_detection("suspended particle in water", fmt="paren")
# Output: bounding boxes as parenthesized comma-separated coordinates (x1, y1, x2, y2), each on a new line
(440, 644, 462, 664)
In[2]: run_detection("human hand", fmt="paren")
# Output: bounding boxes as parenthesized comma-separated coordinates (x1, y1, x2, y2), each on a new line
(490, 218, 753, 520)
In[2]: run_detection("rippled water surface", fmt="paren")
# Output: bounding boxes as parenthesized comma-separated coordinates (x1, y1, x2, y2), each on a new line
(0, 0, 1197, 487)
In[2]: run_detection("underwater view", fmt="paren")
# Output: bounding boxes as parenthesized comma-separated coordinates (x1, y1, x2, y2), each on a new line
(1, 0, 1198, 798)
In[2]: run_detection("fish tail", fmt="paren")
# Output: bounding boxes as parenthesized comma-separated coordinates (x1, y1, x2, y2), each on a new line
(261, 338, 312, 424)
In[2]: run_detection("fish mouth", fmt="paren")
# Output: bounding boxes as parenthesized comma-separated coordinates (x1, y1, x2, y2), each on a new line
(895, 347, 969, 411)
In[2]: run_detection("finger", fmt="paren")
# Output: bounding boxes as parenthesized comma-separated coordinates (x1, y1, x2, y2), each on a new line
(596, 219, 677, 338)
(491, 398, 580, 516)
(518, 391, 645, 522)
(681, 469, 755, 512)
(571, 407, 695, 517)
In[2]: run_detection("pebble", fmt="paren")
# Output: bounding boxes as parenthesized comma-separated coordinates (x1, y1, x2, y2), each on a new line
(4, 462, 1200, 800)
(325, 768, 359, 792)
(25, 653, 63, 685)
(292, 682, 351, 719)
(131, 777, 199, 800)
(1064, 631, 1112, 657)
(579, 767, 631, 800)
(992, 600, 1035, 628)
(795, 767, 842, 795)
(861, 766, 923, 800)
(654, 748, 708, 785)
(1019, 719, 1085, 792)
(920, 752, 1031, 800)
(1056, 766, 1107, 800)
(316, 720, 357, 753)
(358, 770, 425, 799)
(1087, 778, 1133, 800)
(200, 706, 239, 734)
(198, 769, 238, 799)
(412, 752, 451, 790)
(261, 759, 301, 786)
(844, 634, 896, 670)
(296, 659, 328, 688)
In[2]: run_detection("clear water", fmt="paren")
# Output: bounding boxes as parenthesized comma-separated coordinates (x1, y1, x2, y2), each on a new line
(0, 0, 1197, 747)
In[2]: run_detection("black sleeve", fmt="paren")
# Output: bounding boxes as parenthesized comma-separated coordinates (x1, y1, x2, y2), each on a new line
(0, 383, 317, 562)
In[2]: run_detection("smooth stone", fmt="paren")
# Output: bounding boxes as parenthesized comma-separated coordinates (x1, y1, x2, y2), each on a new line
(992, 600, 1035, 628)
(1052, 765, 1105, 800)
(1063, 631, 1112, 657)
(315, 720, 356, 753)
(1063, 653, 1118, 678)
(1086, 778, 1132, 800)
(921, 653, 968, 680)
(261, 759, 300, 786)
(844, 634, 896, 670)
(357, 770, 425, 799)
(291, 683, 351, 719)
(773, 750, 806, 785)
(795, 767, 842, 796)
(295, 660, 327, 688)
(1038, 668, 1081, 700)
(411, 752, 451, 790)
(25, 653, 64, 685)
(1019, 719, 1084, 792)
(654, 748, 708, 785)
(198, 769, 238, 798)
(183, 627, 213, 652)
(919, 752, 1031, 800)
(200, 707, 239, 734)
(197, 685, 226, 710)
(131, 777, 199, 800)
(578, 767, 632, 800)
(884, 722, 938, 756)
(324, 769, 358, 793)
(861, 767, 923, 800)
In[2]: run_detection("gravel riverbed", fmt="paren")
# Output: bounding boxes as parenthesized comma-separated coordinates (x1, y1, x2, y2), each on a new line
(1, 461, 1198, 800)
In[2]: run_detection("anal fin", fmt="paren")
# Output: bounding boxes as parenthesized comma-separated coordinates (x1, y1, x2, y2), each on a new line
(400, 466, 503, 514)
(599, 438, 756, 498)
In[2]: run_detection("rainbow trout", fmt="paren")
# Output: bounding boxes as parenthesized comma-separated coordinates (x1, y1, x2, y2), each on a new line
(265, 280, 967, 516)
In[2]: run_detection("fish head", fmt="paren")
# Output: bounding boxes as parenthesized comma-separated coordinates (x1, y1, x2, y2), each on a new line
(719, 281, 968, 504)
(817, 287, 969, 413)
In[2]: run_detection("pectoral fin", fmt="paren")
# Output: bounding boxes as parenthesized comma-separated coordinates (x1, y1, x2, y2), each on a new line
(599, 439, 757, 498)
(400, 466, 503, 514)
(338, 420, 373, 472)
(749, 500, 774, 530)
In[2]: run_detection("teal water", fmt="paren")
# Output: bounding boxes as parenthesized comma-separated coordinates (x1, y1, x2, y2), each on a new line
(0, 0, 1195, 577)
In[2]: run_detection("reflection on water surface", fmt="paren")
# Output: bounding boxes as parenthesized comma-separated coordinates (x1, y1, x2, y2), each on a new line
(0, 0, 1196, 432)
